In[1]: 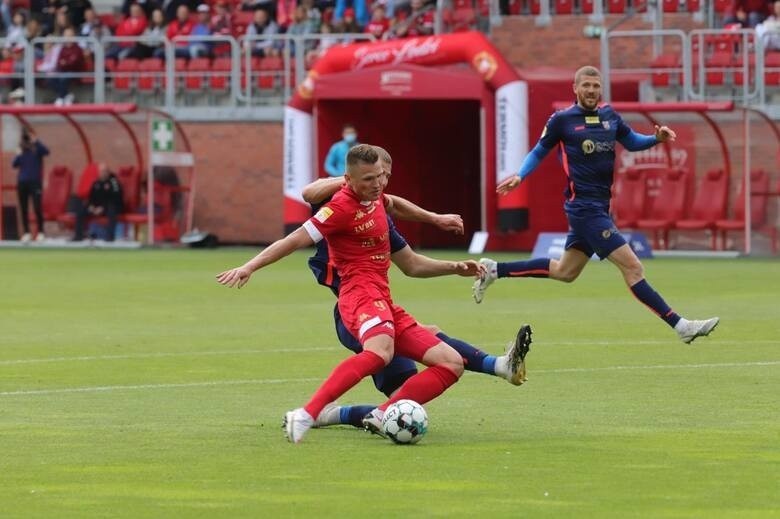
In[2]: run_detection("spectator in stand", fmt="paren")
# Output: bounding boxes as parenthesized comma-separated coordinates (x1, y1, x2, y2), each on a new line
(79, 8, 113, 55)
(121, 0, 160, 18)
(73, 163, 124, 242)
(132, 7, 165, 58)
(365, 4, 389, 39)
(163, 0, 196, 23)
(79, 7, 97, 38)
(62, 0, 92, 28)
(44, 26, 84, 105)
(722, 0, 770, 27)
(12, 129, 49, 242)
(301, 0, 321, 32)
(245, 8, 280, 57)
(51, 6, 72, 35)
(323, 123, 358, 177)
(287, 5, 313, 53)
(308, 20, 337, 64)
(167, 4, 193, 58)
(210, 1, 232, 37)
(340, 7, 360, 32)
(9, 16, 43, 93)
(394, 0, 434, 37)
(242, 0, 276, 20)
(757, 0, 780, 50)
(189, 4, 212, 58)
(334, 0, 368, 28)
(39, 0, 61, 36)
(110, 2, 147, 59)
(3, 10, 27, 58)
(276, 0, 296, 29)
(1, 0, 13, 33)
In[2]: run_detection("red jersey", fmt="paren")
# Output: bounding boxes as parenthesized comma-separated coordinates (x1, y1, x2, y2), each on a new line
(303, 183, 391, 297)
(365, 19, 390, 38)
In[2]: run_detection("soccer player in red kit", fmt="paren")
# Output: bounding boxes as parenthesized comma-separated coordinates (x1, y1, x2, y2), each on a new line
(216, 145, 475, 443)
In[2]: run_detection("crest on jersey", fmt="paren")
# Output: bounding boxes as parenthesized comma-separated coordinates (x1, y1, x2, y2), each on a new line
(582, 139, 595, 154)
(602, 121, 611, 130)
(314, 207, 333, 223)
(358, 313, 371, 323)
(354, 209, 365, 220)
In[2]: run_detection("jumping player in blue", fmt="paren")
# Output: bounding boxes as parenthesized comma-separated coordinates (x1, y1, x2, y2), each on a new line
(473, 66, 719, 344)
(303, 146, 533, 431)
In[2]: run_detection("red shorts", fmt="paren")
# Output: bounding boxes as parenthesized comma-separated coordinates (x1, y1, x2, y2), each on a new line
(338, 288, 440, 362)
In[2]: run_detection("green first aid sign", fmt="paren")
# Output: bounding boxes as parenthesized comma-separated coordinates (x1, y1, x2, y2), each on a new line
(152, 119, 174, 152)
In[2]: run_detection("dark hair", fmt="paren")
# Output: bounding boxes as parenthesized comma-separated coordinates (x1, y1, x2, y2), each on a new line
(342, 123, 356, 131)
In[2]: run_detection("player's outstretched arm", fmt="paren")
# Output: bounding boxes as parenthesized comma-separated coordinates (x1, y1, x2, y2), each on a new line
(301, 177, 345, 204)
(391, 245, 485, 278)
(386, 194, 464, 235)
(216, 227, 314, 289)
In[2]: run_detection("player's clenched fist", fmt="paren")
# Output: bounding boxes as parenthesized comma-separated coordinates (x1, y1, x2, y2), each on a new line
(497, 175, 521, 195)
(216, 266, 253, 288)
(433, 213, 464, 235)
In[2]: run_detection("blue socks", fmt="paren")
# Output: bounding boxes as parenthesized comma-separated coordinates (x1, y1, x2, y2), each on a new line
(339, 405, 376, 428)
(436, 332, 497, 375)
(630, 279, 681, 327)
(497, 258, 551, 278)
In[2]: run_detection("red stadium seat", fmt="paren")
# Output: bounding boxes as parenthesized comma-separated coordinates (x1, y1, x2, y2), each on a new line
(650, 52, 681, 87)
(715, 170, 777, 252)
(112, 58, 139, 93)
(555, 0, 573, 14)
(39, 166, 73, 228)
(528, 0, 540, 15)
(705, 51, 732, 86)
(185, 57, 210, 91)
(611, 168, 645, 229)
(662, 0, 679, 12)
(257, 56, 282, 90)
(764, 52, 780, 86)
(636, 169, 690, 249)
(451, 7, 477, 31)
(581, 0, 594, 13)
(607, 0, 626, 14)
(674, 169, 729, 249)
(137, 58, 164, 94)
(687, 0, 700, 11)
(209, 57, 233, 93)
(507, 0, 522, 14)
(713, 0, 730, 13)
(734, 54, 756, 86)
(476, 0, 491, 16)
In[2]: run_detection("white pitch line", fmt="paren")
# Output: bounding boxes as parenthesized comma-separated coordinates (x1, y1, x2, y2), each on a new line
(0, 377, 322, 396)
(0, 347, 335, 366)
(2, 340, 778, 366)
(0, 361, 777, 397)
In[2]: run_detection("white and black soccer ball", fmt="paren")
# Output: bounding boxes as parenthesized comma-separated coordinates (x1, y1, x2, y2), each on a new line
(381, 399, 428, 445)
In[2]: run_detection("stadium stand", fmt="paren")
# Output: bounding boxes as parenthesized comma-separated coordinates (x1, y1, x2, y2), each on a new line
(612, 168, 646, 229)
(715, 170, 778, 252)
(636, 168, 691, 249)
(674, 168, 729, 250)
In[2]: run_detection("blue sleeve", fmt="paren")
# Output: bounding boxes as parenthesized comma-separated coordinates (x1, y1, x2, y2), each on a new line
(12, 154, 20, 168)
(387, 216, 408, 253)
(618, 129, 657, 152)
(36, 141, 49, 157)
(538, 111, 564, 150)
(324, 143, 341, 176)
(517, 143, 552, 181)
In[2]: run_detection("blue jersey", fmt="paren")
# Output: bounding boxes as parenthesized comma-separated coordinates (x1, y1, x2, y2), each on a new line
(539, 104, 634, 202)
(307, 199, 408, 295)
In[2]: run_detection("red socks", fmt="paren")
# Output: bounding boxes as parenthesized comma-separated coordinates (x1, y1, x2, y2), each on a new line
(304, 350, 385, 419)
(377, 365, 460, 411)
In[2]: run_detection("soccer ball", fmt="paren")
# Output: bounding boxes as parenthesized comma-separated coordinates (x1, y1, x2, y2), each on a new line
(381, 399, 428, 445)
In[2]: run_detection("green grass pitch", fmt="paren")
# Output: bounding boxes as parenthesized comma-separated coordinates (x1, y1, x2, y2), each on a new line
(1, 249, 778, 518)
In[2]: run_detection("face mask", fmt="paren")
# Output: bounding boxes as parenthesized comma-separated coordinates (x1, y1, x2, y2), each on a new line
(344, 133, 357, 144)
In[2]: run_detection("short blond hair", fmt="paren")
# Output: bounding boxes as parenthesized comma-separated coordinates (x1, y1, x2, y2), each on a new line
(574, 65, 601, 85)
(372, 145, 392, 166)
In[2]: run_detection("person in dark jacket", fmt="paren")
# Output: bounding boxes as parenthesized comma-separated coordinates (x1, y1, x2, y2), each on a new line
(74, 163, 124, 241)
(47, 26, 86, 105)
(12, 130, 50, 242)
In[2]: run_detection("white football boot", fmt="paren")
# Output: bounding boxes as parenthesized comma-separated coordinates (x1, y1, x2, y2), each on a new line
(283, 408, 314, 443)
(472, 258, 498, 304)
(675, 317, 720, 344)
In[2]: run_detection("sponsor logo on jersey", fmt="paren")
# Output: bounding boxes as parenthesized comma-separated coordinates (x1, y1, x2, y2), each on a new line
(574, 125, 585, 131)
(585, 116, 600, 125)
(582, 139, 615, 154)
(602, 120, 611, 130)
(373, 300, 387, 311)
(354, 218, 376, 233)
(358, 313, 371, 323)
(314, 207, 333, 223)
(354, 209, 365, 220)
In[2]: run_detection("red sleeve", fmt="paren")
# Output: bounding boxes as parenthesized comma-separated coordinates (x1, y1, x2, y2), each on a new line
(302, 199, 350, 242)
(166, 23, 177, 39)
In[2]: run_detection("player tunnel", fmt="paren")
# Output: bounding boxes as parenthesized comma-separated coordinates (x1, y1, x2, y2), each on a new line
(313, 66, 483, 247)
(283, 32, 529, 248)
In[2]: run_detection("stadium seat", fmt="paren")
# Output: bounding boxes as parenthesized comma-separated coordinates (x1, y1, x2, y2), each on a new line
(674, 169, 729, 249)
(137, 58, 164, 95)
(764, 52, 780, 86)
(209, 57, 233, 93)
(636, 169, 690, 249)
(476, 0, 491, 16)
(715, 170, 776, 252)
(507, 0, 522, 14)
(257, 56, 282, 90)
(705, 51, 732, 86)
(41, 166, 73, 222)
(611, 168, 645, 229)
(528, 0, 540, 15)
(713, 0, 729, 13)
(554, 0, 573, 14)
(451, 7, 477, 32)
(581, 0, 594, 13)
(607, 0, 626, 14)
(112, 58, 139, 94)
(687, 0, 701, 11)
(650, 52, 681, 87)
(185, 58, 211, 91)
(734, 54, 756, 86)
(662, 0, 679, 12)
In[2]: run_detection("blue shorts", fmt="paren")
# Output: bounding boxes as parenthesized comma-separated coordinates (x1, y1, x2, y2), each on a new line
(333, 305, 417, 397)
(564, 200, 627, 260)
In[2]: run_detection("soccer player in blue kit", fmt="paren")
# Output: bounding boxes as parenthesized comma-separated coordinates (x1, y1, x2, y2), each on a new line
(473, 66, 719, 344)
(303, 146, 532, 431)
